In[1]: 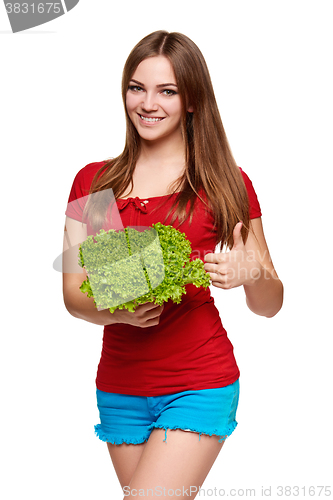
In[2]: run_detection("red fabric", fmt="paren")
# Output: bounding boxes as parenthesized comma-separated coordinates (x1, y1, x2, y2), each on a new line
(65, 161, 262, 396)
(239, 167, 262, 219)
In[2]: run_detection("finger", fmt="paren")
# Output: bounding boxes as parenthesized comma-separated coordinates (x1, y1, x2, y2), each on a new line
(204, 252, 216, 263)
(204, 255, 228, 269)
(231, 221, 244, 250)
(204, 252, 228, 263)
(211, 280, 233, 290)
(143, 302, 162, 310)
(203, 263, 217, 273)
(137, 300, 157, 309)
(204, 262, 228, 274)
(146, 304, 164, 319)
(206, 270, 228, 283)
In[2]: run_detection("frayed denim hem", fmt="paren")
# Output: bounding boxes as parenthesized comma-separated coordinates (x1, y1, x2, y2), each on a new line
(94, 424, 150, 445)
(146, 421, 238, 443)
(94, 421, 238, 445)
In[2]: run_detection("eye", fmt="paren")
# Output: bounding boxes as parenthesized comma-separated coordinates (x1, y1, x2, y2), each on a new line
(161, 89, 177, 96)
(128, 85, 144, 92)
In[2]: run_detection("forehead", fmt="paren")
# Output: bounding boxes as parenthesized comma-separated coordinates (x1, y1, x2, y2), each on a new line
(131, 56, 177, 85)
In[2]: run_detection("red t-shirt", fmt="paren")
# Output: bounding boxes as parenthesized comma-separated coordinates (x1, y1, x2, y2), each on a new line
(65, 161, 262, 396)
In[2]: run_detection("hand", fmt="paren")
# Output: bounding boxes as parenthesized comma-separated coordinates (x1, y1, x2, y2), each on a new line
(113, 301, 165, 328)
(203, 221, 261, 290)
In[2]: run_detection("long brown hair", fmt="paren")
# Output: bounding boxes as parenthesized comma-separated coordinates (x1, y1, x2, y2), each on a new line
(83, 30, 251, 250)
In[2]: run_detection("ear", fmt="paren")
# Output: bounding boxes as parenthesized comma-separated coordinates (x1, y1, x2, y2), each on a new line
(187, 105, 194, 113)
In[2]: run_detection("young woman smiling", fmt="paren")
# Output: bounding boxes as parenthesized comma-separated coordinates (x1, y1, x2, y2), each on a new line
(63, 31, 283, 499)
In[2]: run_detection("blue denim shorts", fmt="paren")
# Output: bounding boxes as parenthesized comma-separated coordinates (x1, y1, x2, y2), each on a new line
(94, 378, 239, 445)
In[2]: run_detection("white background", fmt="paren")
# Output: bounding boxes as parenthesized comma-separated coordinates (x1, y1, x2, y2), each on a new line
(1, 1, 332, 498)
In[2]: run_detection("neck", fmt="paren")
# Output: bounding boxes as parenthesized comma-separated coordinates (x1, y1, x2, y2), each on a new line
(138, 133, 186, 169)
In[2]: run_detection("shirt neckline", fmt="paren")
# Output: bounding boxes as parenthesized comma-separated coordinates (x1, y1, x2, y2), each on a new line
(117, 192, 181, 201)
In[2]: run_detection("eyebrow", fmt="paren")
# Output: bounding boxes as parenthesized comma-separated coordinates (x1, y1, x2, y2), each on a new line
(130, 79, 178, 88)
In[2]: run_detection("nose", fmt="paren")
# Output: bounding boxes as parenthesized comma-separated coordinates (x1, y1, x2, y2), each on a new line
(141, 91, 158, 112)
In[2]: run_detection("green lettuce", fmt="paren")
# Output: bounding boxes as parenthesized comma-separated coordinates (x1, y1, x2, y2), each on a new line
(78, 222, 211, 313)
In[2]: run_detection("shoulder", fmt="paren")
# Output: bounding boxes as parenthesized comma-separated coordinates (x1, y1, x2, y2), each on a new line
(68, 160, 109, 200)
(238, 166, 254, 187)
(66, 160, 109, 221)
(73, 160, 109, 187)
(238, 166, 262, 219)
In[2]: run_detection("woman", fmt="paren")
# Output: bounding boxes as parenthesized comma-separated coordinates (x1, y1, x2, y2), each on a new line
(63, 31, 283, 499)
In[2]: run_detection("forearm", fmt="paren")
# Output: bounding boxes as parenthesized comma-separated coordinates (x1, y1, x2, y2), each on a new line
(64, 284, 119, 326)
(243, 264, 284, 318)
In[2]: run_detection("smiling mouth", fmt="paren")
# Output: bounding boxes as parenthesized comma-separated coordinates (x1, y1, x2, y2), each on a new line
(138, 114, 165, 123)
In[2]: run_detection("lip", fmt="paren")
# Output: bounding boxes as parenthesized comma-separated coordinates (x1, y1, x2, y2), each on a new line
(137, 113, 165, 125)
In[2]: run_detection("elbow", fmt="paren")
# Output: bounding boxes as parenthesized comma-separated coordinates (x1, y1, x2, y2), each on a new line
(264, 304, 282, 318)
(63, 295, 80, 319)
(62, 274, 88, 321)
(249, 302, 282, 319)
(246, 281, 284, 318)
(264, 282, 284, 318)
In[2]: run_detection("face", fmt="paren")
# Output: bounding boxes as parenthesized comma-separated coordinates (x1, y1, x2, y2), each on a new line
(126, 55, 186, 144)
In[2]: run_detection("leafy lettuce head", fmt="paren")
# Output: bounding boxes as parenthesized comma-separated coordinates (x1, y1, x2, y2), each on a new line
(79, 222, 211, 313)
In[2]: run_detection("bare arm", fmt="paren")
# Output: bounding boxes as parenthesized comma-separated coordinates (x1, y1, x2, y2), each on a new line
(243, 217, 284, 318)
(204, 217, 283, 318)
(62, 216, 119, 325)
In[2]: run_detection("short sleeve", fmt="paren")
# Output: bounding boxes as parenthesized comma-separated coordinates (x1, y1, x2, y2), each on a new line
(65, 161, 108, 222)
(239, 167, 262, 219)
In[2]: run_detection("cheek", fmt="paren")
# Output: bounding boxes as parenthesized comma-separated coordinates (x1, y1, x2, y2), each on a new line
(166, 99, 183, 119)
(125, 93, 138, 113)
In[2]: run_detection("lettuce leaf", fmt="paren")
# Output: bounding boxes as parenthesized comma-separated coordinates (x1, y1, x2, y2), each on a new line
(78, 222, 211, 313)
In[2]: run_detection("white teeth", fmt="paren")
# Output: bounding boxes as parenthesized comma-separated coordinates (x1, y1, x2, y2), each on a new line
(140, 115, 162, 122)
